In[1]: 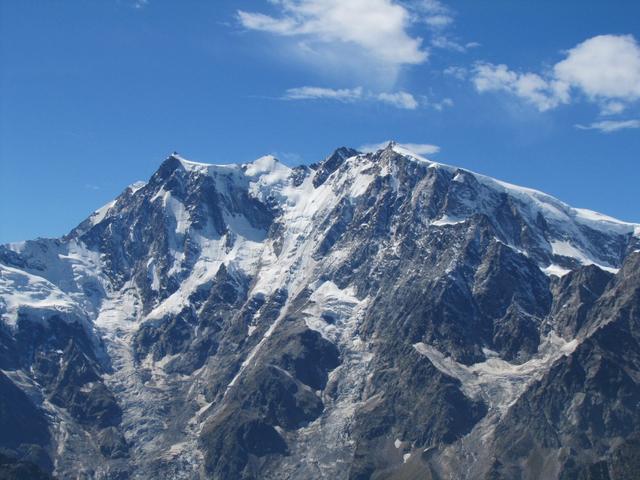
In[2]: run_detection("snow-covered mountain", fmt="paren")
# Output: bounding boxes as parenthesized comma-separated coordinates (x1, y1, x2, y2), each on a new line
(1, 143, 640, 479)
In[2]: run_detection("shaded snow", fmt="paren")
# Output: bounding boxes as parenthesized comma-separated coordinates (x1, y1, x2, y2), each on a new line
(94, 285, 141, 333)
(275, 281, 373, 477)
(477, 172, 638, 237)
(550, 239, 592, 262)
(414, 332, 578, 413)
(1, 240, 105, 325)
(574, 208, 639, 233)
(550, 239, 619, 273)
(303, 281, 361, 343)
(0, 264, 84, 327)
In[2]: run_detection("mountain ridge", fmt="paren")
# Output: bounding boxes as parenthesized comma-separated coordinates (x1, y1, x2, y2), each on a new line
(1, 143, 640, 479)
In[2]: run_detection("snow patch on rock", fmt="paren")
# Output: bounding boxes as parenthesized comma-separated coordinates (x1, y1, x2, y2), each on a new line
(0, 264, 84, 327)
(414, 332, 578, 413)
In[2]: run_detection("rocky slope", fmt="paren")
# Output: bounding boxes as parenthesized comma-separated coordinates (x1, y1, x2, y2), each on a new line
(1, 143, 639, 479)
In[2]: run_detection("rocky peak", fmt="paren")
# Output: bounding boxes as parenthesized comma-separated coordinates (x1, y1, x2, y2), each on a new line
(2, 144, 640, 480)
(312, 146, 360, 187)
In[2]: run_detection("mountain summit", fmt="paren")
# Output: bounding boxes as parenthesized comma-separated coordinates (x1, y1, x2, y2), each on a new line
(1, 144, 640, 479)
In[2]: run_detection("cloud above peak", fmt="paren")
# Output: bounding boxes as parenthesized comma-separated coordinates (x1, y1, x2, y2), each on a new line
(283, 86, 364, 102)
(376, 91, 419, 109)
(554, 35, 640, 101)
(282, 85, 423, 110)
(238, 0, 428, 77)
(473, 63, 570, 111)
(472, 34, 640, 115)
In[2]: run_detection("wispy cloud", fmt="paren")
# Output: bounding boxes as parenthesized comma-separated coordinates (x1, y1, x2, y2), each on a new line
(283, 86, 364, 102)
(271, 151, 304, 164)
(472, 34, 640, 114)
(413, 0, 453, 30)
(472, 63, 569, 111)
(281, 85, 454, 111)
(407, 0, 476, 53)
(429, 97, 454, 110)
(443, 65, 468, 80)
(575, 119, 640, 133)
(359, 141, 441, 155)
(424, 14, 453, 29)
(282, 86, 421, 110)
(600, 101, 626, 116)
(376, 91, 419, 109)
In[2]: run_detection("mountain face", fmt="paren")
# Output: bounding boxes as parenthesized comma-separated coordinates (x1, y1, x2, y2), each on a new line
(1, 143, 640, 480)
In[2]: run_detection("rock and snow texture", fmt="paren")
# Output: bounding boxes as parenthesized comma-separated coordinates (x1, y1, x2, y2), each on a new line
(0, 264, 83, 327)
(414, 332, 579, 415)
(1, 143, 640, 479)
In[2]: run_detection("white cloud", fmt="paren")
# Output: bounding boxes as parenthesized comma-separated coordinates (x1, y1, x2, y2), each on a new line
(575, 119, 640, 133)
(283, 86, 363, 101)
(472, 34, 640, 114)
(283, 86, 422, 109)
(359, 141, 441, 155)
(554, 35, 640, 101)
(238, 0, 428, 78)
(472, 63, 569, 111)
(376, 91, 419, 109)
(238, 0, 476, 84)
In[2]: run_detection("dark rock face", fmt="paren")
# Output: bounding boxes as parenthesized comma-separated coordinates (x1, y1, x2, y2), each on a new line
(549, 264, 614, 338)
(0, 372, 52, 473)
(1, 146, 639, 479)
(489, 253, 640, 480)
(0, 312, 125, 475)
(347, 346, 487, 479)
(0, 452, 55, 480)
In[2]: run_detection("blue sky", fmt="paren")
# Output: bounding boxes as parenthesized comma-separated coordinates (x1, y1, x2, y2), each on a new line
(1, 0, 639, 243)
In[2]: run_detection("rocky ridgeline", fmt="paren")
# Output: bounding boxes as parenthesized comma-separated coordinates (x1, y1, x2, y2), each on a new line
(1, 143, 639, 479)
